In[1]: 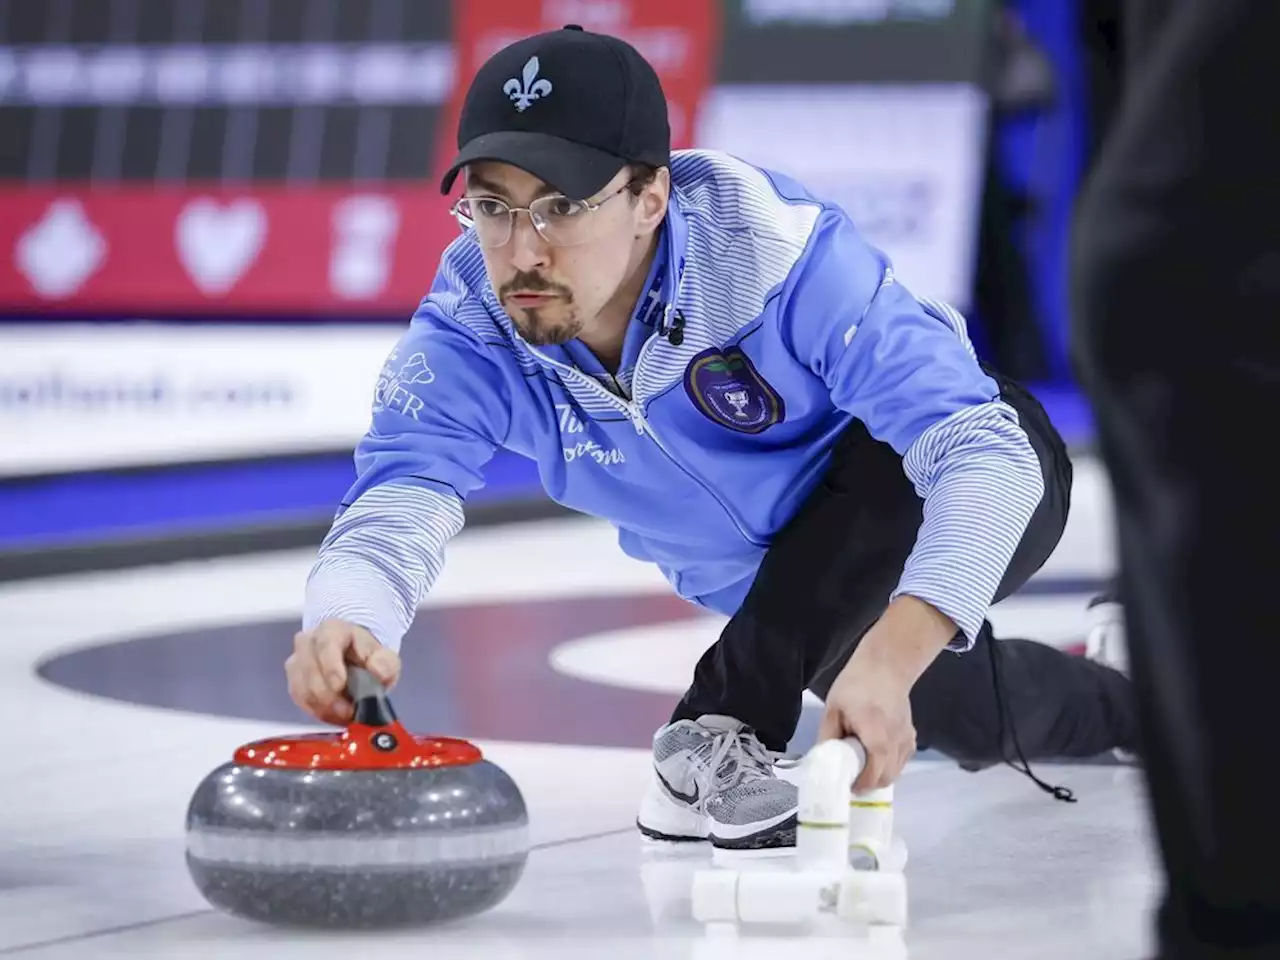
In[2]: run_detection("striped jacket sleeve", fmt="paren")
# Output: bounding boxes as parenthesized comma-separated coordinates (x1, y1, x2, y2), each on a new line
(780, 209, 1044, 649)
(301, 309, 512, 651)
(302, 485, 465, 651)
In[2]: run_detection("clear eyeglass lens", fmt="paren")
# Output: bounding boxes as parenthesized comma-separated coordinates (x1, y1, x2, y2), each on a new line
(455, 196, 593, 248)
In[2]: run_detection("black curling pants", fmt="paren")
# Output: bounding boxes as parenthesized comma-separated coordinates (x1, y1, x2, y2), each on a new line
(1071, 2, 1280, 956)
(672, 368, 1136, 783)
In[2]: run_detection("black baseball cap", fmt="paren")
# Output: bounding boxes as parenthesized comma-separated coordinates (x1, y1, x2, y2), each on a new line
(439, 25, 670, 201)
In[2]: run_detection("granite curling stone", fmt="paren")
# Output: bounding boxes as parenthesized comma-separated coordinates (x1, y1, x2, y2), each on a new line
(184, 667, 529, 928)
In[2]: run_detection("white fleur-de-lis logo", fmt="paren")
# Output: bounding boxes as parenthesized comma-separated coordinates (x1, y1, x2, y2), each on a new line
(504, 56, 552, 112)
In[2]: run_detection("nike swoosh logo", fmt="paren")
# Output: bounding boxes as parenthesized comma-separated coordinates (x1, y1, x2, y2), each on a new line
(656, 767, 699, 806)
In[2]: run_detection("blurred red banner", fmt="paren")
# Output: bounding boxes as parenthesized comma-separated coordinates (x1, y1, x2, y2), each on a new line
(0, 185, 453, 315)
(0, 1, 720, 317)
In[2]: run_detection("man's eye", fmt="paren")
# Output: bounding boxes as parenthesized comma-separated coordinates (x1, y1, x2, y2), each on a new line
(474, 199, 508, 217)
(545, 198, 585, 218)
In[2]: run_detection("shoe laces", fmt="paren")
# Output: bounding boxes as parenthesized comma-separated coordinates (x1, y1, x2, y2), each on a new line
(692, 727, 778, 796)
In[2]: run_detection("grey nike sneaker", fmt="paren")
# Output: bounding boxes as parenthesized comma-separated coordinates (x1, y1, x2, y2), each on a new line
(636, 715, 797, 850)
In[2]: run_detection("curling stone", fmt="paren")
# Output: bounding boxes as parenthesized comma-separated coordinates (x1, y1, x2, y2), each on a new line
(184, 667, 529, 929)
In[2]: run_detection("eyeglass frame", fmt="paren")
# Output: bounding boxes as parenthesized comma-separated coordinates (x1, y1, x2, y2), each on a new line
(449, 177, 641, 248)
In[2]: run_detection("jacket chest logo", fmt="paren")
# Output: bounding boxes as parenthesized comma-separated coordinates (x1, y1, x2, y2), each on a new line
(683, 346, 785, 434)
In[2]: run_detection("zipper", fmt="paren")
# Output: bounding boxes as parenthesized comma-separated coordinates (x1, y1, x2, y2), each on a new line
(532, 342, 766, 549)
(631, 410, 766, 548)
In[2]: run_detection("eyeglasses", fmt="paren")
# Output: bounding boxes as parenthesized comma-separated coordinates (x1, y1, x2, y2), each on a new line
(450, 180, 636, 249)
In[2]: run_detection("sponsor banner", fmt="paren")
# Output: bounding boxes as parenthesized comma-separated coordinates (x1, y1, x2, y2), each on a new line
(0, 185, 455, 314)
(2, 1, 990, 322)
(0, 323, 401, 476)
(0, 0, 721, 316)
(695, 84, 987, 308)
(2, 2, 452, 47)
(0, 1, 451, 184)
(0, 43, 456, 107)
(718, 0, 995, 83)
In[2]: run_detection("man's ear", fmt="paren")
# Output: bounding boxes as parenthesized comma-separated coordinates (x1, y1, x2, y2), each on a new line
(636, 167, 670, 237)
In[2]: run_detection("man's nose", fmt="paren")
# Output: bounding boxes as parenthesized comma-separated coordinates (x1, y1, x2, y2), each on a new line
(507, 211, 549, 273)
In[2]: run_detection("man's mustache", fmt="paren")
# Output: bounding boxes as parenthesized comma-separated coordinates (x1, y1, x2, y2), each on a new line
(499, 271, 572, 300)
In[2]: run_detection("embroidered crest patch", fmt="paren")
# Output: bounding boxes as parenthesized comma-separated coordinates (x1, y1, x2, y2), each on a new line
(683, 346, 785, 434)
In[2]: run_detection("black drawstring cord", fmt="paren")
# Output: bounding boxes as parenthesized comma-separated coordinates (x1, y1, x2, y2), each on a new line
(985, 633, 1077, 803)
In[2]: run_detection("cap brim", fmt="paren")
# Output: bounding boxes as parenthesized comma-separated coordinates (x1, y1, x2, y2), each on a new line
(439, 130, 626, 201)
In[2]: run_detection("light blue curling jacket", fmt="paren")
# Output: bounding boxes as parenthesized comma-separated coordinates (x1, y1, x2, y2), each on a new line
(303, 150, 1044, 653)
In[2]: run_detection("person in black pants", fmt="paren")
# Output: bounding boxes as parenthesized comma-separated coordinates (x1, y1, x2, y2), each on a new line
(1071, 2, 1280, 957)
(673, 365, 1137, 796)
